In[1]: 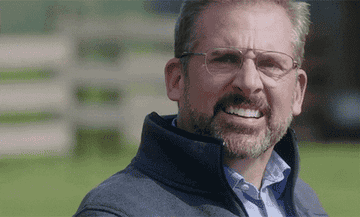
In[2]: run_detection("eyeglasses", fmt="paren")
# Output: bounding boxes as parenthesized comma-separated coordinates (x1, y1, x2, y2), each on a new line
(180, 47, 299, 79)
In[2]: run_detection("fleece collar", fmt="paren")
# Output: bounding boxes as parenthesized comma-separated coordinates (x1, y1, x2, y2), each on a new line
(131, 112, 300, 197)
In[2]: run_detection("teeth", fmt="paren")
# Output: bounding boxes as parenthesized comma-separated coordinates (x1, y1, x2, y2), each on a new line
(225, 106, 261, 118)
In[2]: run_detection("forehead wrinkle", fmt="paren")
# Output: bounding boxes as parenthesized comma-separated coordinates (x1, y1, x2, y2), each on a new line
(209, 29, 258, 50)
(202, 29, 289, 54)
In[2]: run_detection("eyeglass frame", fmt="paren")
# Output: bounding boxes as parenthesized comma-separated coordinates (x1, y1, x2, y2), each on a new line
(179, 47, 299, 79)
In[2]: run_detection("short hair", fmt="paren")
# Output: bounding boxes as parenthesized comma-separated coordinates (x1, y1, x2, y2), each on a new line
(174, 0, 311, 75)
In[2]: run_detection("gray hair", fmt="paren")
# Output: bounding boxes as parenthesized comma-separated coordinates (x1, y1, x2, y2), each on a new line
(174, 0, 311, 75)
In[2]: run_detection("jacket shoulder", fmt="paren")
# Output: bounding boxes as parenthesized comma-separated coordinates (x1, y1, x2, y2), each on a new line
(73, 166, 147, 216)
(73, 166, 211, 217)
(294, 178, 328, 216)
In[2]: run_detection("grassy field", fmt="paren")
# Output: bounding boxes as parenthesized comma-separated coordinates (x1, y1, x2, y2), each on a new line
(0, 141, 358, 217)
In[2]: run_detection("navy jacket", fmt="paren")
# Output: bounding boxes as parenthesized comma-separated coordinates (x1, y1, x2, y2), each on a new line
(74, 112, 327, 217)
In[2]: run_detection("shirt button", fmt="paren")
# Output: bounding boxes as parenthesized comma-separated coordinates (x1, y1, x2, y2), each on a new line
(240, 184, 249, 191)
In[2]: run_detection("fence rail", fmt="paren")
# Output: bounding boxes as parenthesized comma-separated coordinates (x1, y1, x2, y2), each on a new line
(0, 36, 74, 156)
(0, 35, 177, 157)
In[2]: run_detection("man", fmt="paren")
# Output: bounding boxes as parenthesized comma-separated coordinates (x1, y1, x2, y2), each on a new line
(74, 0, 327, 216)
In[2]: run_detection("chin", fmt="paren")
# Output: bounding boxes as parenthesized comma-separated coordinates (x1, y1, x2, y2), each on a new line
(212, 115, 292, 160)
(215, 126, 272, 159)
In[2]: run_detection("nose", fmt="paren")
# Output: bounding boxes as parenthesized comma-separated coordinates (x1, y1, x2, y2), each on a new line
(230, 58, 264, 96)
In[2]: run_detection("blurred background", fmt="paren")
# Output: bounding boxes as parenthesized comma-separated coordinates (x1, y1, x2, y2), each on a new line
(0, 1, 358, 216)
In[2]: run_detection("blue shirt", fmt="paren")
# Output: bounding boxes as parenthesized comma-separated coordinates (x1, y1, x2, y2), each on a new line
(172, 117, 291, 217)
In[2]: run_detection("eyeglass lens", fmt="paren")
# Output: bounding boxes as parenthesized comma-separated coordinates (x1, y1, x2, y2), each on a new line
(205, 48, 293, 77)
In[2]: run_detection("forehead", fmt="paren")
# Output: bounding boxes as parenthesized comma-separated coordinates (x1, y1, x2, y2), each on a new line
(193, 2, 293, 54)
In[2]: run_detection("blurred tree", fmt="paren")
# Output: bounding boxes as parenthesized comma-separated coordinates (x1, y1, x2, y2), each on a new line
(74, 128, 122, 159)
(341, 1, 360, 89)
(44, 2, 70, 32)
(143, 0, 182, 15)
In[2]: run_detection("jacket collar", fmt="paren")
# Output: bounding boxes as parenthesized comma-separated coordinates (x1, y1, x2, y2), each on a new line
(131, 112, 300, 196)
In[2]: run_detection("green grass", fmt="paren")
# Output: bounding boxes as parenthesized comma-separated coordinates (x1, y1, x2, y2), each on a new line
(0, 140, 139, 217)
(0, 142, 358, 216)
(298, 142, 360, 217)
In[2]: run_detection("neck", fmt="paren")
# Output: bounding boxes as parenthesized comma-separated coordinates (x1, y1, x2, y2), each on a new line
(224, 146, 274, 190)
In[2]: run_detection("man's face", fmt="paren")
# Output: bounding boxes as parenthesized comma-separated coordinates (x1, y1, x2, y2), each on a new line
(169, 3, 307, 159)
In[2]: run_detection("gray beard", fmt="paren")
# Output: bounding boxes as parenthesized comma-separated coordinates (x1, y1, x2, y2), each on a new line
(186, 108, 293, 160)
(215, 112, 293, 159)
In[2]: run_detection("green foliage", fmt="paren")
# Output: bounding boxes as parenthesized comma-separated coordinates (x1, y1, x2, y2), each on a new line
(75, 86, 120, 105)
(0, 111, 60, 124)
(1, 1, 154, 35)
(74, 128, 125, 159)
(0, 68, 54, 84)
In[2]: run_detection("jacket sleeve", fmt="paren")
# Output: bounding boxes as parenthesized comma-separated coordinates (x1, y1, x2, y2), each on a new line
(294, 178, 328, 216)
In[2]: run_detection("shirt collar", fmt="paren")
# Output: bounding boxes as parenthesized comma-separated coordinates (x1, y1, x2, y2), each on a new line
(223, 150, 291, 199)
(171, 117, 177, 127)
(264, 151, 291, 184)
(263, 151, 291, 198)
(223, 165, 244, 190)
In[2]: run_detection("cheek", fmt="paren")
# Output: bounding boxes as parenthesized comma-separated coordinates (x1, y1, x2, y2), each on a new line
(263, 74, 296, 115)
(268, 86, 294, 118)
(187, 76, 224, 112)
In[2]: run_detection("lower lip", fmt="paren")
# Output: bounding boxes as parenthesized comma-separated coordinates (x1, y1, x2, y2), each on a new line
(219, 109, 266, 128)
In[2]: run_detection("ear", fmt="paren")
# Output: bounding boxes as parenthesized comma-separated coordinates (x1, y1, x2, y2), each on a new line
(165, 58, 184, 102)
(292, 69, 307, 116)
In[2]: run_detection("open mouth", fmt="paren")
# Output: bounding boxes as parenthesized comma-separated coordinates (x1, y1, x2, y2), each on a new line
(223, 106, 264, 119)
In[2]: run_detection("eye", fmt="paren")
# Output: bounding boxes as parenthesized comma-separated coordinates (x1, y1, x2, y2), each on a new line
(257, 58, 282, 70)
(212, 54, 241, 64)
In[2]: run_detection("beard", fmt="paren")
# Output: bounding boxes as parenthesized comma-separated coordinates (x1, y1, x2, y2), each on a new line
(212, 108, 293, 160)
(181, 90, 294, 160)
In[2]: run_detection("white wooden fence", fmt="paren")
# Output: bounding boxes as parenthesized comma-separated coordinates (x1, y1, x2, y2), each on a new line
(0, 35, 178, 157)
(0, 36, 75, 156)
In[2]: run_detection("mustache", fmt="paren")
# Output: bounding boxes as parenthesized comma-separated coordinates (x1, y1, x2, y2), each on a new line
(214, 93, 271, 117)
